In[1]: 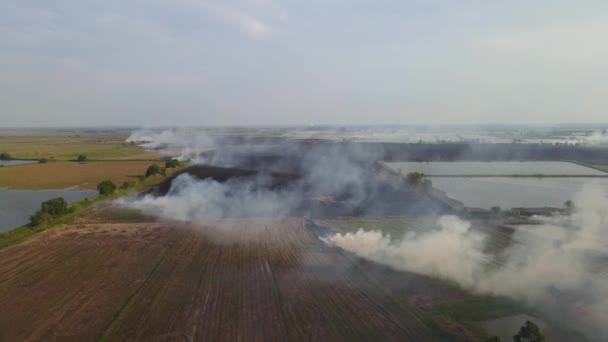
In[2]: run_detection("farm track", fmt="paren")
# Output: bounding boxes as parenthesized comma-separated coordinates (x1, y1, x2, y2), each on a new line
(0, 212, 440, 341)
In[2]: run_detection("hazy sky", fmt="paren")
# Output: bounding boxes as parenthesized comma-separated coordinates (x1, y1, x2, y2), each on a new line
(1, 0, 607, 127)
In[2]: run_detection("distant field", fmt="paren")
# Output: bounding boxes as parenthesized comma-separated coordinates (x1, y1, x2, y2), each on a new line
(0, 130, 158, 160)
(0, 161, 165, 190)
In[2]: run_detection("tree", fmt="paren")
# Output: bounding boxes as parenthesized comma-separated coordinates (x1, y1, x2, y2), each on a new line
(485, 337, 501, 342)
(491, 206, 502, 216)
(407, 172, 425, 186)
(0, 152, 11, 160)
(77, 154, 87, 162)
(564, 200, 575, 212)
(165, 159, 181, 168)
(41, 197, 69, 217)
(145, 164, 161, 177)
(513, 320, 544, 342)
(120, 181, 134, 190)
(97, 180, 117, 195)
(39, 158, 48, 163)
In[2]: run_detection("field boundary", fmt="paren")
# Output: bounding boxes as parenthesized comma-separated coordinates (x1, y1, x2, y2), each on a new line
(0, 172, 174, 250)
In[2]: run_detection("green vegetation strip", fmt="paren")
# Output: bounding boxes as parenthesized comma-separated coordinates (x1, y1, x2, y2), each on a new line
(0, 174, 169, 250)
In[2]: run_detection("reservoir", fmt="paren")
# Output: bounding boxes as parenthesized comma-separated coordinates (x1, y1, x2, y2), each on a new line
(385, 161, 607, 176)
(0, 188, 98, 232)
(431, 177, 608, 209)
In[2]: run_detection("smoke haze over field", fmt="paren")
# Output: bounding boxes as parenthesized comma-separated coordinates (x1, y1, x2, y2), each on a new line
(326, 186, 608, 338)
(118, 173, 298, 220)
(120, 128, 608, 338)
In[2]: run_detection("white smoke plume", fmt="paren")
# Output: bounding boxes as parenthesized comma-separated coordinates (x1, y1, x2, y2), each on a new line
(325, 185, 608, 337)
(585, 130, 608, 145)
(116, 173, 299, 220)
(324, 216, 488, 288)
(126, 128, 215, 161)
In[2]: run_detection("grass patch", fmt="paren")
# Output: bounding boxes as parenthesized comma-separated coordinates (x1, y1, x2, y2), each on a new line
(429, 296, 528, 322)
(0, 225, 38, 250)
(422, 296, 529, 340)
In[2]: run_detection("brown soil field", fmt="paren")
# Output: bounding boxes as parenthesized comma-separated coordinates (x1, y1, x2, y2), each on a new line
(0, 206, 480, 341)
(0, 161, 165, 190)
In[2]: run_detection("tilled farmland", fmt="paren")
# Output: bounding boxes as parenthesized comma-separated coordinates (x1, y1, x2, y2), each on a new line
(0, 207, 463, 341)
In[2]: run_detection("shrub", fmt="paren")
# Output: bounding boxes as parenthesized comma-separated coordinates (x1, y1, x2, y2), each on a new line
(165, 159, 181, 168)
(0, 152, 11, 160)
(77, 154, 87, 162)
(514, 320, 544, 342)
(145, 164, 161, 177)
(41, 197, 69, 217)
(407, 172, 425, 185)
(30, 211, 53, 227)
(39, 158, 48, 163)
(97, 180, 117, 195)
(30, 197, 70, 226)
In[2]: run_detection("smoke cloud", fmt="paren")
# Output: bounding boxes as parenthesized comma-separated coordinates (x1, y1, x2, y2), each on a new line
(325, 185, 608, 337)
(118, 128, 404, 222)
(116, 173, 299, 220)
(126, 128, 216, 161)
(122, 128, 608, 337)
(323, 216, 488, 288)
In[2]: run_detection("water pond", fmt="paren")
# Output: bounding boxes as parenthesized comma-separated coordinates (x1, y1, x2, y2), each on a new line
(385, 161, 606, 176)
(0, 160, 38, 167)
(0, 188, 98, 232)
(430, 177, 608, 209)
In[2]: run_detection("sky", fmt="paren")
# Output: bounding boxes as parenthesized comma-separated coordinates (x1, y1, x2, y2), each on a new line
(1, 0, 607, 127)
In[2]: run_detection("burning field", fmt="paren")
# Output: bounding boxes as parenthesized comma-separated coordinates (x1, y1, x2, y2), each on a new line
(1, 128, 607, 341)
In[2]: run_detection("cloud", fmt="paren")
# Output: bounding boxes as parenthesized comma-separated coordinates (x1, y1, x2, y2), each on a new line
(199, 1, 273, 40)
